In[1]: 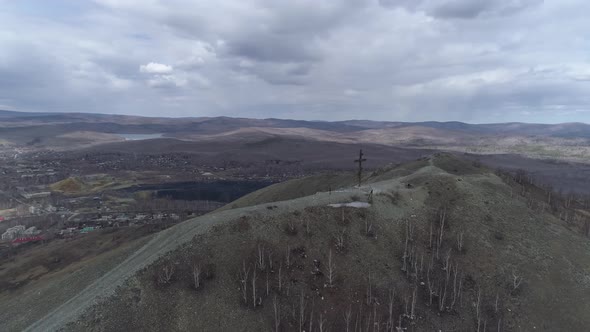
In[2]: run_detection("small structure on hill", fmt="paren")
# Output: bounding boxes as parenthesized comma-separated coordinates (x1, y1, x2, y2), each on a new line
(354, 149, 366, 187)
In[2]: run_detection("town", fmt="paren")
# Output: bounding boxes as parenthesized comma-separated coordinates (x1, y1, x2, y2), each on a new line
(0, 147, 303, 251)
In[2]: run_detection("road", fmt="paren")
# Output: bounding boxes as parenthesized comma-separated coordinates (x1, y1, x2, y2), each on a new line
(23, 185, 366, 331)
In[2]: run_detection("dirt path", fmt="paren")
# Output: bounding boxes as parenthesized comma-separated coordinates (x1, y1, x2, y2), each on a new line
(23, 184, 376, 331)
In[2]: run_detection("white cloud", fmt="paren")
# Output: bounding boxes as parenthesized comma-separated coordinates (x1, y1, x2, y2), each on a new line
(139, 62, 173, 74)
(1, 0, 590, 122)
(147, 74, 186, 88)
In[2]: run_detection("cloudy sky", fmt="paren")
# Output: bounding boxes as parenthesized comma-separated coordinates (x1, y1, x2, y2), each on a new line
(1, 0, 589, 123)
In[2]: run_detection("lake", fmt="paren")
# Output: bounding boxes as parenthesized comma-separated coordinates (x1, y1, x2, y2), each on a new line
(118, 133, 164, 141)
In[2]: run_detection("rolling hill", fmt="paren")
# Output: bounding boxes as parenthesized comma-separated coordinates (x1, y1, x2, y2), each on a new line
(4, 154, 588, 331)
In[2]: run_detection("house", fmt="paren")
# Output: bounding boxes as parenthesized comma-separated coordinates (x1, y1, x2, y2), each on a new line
(2, 225, 25, 240)
(29, 206, 39, 214)
(23, 226, 40, 235)
(80, 226, 95, 233)
(45, 205, 57, 213)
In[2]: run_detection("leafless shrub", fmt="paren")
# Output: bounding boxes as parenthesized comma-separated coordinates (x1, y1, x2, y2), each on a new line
(511, 270, 524, 293)
(157, 263, 175, 286)
(364, 218, 375, 238)
(285, 220, 298, 236)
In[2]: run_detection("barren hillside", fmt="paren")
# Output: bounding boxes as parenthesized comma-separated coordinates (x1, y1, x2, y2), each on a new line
(7, 154, 588, 331)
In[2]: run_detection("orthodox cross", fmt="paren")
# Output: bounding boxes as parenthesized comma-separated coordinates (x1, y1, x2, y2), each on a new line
(354, 149, 366, 187)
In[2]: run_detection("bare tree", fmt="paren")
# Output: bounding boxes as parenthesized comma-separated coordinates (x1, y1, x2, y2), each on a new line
(344, 304, 353, 332)
(411, 286, 417, 319)
(335, 229, 346, 252)
(318, 312, 327, 332)
(437, 208, 447, 259)
(278, 262, 283, 292)
(268, 250, 274, 271)
(327, 249, 336, 287)
(273, 296, 281, 332)
(451, 263, 460, 310)
(252, 268, 258, 307)
(366, 274, 373, 305)
(427, 255, 435, 306)
(308, 298, 315, 332)
(438, 279, 447, 312)
(191, 262, 202, 290)
(456, 231, 464, 252)
(476, 288, 482, 332)
(299, 292, 306, 332)
(429, 222, 433, 249)
(240, 261, 250, 305)
(256, 244, 266, 271)
(286, 245, 291, 267)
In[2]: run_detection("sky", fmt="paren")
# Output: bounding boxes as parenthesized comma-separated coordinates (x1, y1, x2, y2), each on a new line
(0, 0, 589, 123)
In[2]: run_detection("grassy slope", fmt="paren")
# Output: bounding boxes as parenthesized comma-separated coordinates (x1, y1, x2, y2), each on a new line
(59, 154, 590, 332)
(0, 227, 159, 331)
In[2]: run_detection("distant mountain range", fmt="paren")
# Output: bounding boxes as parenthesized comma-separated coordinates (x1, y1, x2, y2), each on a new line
(1, 110, 590, 163)
(1, 109, 589, 137)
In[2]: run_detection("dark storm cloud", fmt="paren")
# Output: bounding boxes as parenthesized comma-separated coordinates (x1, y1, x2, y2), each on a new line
(225, 37, 318, 63)
(431, 0, 542, 19)
(0, 0, 589, 122)
(432, 0, 496, 18)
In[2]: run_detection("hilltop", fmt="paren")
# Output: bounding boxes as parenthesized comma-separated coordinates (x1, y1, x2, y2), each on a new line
(4, 154, 588, 331)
